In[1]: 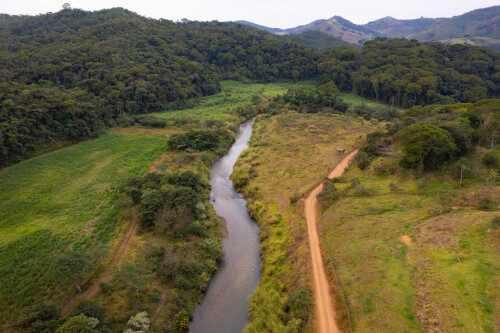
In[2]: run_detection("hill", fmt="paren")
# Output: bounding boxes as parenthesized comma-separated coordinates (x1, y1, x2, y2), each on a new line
(284, 15, 380, 45)
(0, 7, 318, 166)
(364, 16, 446, 38)
(408, 5, 500, 50)
(235, 20, 284, 34)
(238, 6, 500, 50)
(279, 30, 360, 50)
(237, 16, 379, 45)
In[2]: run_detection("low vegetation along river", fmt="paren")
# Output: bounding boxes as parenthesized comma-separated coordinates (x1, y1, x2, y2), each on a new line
(190, 119, 261, 333)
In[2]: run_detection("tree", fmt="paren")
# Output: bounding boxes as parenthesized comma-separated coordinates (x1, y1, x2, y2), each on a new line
(123, 311, 150, 333)
(51, 251, 93, 293)
(56, 314, 99, 333)
(113, 262, 152, 296)
(397, 124, 456, 172)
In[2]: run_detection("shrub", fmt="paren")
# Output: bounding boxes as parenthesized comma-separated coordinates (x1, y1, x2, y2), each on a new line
(16, 304, 61, 333)
(483, 151, 499, 168)
(168, 129, 233, 154)
(289, 193, 300, 205)
(354, 184, 373, 196)
(175, 310, 190, 332)
(318, 179, 339, 209)
(478, 197, 498, 211)
(69, 300, 104, 322)
(354, 151, 372, 170)
(285, 289, 312, 328)
(138, 189, 164, 228)
(55, 314, 99, 333)
(134, 115, 167, 128)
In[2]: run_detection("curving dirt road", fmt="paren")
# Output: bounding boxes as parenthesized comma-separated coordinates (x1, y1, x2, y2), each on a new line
(304, 149, 358, 333)
(61, 212, 138, 316)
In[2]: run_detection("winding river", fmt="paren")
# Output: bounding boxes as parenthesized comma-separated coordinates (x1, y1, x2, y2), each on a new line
(190, 119, 261, 333)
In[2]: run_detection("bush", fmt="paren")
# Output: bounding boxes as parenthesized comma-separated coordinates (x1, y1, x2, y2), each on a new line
(138, 189, 164, 228)
(134, 115, 167, 128)
(317, 179, 339, 209)
(354, 184, 373, 196)
(478, 197, 498, 211)
(16, 304, 61, 333)
(168, 129, 233, 154)
(483, 151, 499, 168)
(55, 314, 99, 333)
(354, 151, 372, 170)
(69, 300, 104, 322)
(289, 193, 300, 205)
(285, 289, 312, 328)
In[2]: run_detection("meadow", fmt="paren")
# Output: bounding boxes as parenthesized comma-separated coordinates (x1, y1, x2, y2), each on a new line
(320, 155, 500, 332)
(154, 80, 314, 122)
(0, 134, 168, 324)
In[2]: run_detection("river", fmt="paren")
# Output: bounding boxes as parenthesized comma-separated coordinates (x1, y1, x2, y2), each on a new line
(189, 119, 261, 333)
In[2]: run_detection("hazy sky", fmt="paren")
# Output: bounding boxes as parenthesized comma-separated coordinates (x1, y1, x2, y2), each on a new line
(2, 0, 499, 28)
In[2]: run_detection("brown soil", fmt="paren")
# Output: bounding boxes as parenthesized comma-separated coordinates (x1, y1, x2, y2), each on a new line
(61, 212, 139, 316)
(399, 235, 412, 246)
(304, 149, 358, 333)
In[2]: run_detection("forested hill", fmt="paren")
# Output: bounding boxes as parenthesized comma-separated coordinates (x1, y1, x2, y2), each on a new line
(0, 8, 317, 166)
(1, 8, 499, 168)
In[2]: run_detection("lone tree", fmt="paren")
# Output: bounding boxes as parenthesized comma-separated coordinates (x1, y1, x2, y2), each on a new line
(51, 251, 93, 293)
(397, 123, 456, 172)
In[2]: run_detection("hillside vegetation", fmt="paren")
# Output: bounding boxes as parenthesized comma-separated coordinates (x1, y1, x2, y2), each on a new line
(2, 8, 499, 168)
(317, 100, 499, 332)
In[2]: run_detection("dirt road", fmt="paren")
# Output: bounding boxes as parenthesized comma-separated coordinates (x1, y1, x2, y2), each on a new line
(304, 149, 358, 333)
(61, 213, 139, 316)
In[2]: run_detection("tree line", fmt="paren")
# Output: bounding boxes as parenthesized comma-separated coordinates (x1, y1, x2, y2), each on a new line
(1, 8, 499, 166)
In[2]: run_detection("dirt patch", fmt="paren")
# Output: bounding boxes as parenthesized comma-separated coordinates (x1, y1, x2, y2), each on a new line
(151, 288, 169, 326)
(399, 235, 412, 246)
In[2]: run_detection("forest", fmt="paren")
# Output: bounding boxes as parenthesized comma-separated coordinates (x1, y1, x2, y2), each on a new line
(1, 7, 500, 166)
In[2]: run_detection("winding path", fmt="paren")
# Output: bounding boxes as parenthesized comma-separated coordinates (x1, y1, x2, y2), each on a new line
(304, 149, 358, 333)
(61, 213, 138, 316)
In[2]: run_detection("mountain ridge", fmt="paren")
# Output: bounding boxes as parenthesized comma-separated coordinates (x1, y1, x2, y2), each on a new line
(237, 5, 500, 50)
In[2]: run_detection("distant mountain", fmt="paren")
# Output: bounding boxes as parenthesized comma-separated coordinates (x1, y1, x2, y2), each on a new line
(408, 6, 500, 41)
(279, 30, 360, 50)
(237, 5, 500, 51)
(407, 5, 500, 50)
(364, 16, 446, 38)
(235, 20, 284, 34)
(284, 16, 380, 45)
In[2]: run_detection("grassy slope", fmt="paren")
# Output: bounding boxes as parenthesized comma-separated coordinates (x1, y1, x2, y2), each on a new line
(320, 155, 500, 332)
(0, 134, 167, 324)
(233, 111, 381, 332)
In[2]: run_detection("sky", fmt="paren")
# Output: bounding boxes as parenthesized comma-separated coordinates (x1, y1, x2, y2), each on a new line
(2, 0, 499, 28)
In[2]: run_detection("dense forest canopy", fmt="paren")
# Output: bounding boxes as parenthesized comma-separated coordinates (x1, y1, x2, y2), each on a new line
(0, 7, 499, 167)
(317, 38, 500, 107)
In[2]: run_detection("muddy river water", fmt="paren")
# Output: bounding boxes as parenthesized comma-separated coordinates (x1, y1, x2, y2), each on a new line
(190, 119, 261, 333)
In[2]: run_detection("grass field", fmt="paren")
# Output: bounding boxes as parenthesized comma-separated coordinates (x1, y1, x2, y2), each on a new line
(154, 80, 314, 122)
(0, 134, 168, 324)
(233, 111, 382, 332)
(320, 157, 500, 332)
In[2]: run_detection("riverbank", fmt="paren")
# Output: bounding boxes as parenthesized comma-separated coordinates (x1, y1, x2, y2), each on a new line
(233, 112, 381, 331)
